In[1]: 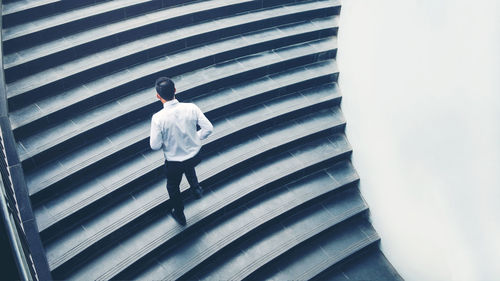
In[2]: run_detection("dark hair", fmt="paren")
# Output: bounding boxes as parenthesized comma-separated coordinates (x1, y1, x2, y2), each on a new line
(155, 77, 175, 100)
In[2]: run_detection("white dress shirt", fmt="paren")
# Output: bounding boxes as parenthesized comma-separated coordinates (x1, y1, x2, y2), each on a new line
(150, 99, 213, 161)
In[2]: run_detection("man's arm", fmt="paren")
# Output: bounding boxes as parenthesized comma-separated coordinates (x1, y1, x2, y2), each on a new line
(150, 116, 163, 150)
(195, 105, 213, 140)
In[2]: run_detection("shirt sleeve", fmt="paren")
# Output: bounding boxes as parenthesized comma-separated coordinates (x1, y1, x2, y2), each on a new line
(150, 115, 163, 150)
(195, 105, 213, 140)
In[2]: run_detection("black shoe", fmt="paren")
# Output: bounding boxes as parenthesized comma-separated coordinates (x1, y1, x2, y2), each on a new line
(171, 209, 186, 225)
(191, 185, 203, 199)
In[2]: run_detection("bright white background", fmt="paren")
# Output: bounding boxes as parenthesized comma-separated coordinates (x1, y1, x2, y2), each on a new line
(337, 0, 500, 280)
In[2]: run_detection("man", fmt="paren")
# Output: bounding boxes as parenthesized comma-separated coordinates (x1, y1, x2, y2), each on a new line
(150, 77, 213, 225)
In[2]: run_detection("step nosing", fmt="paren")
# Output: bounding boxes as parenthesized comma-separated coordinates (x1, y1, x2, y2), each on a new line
(18, 64, 337, 161)
(47, 134, 349, 272)
(11, 36, 337, 136)
(29, 95, 338, 196)
(12, 50, 338, 137)
(169, 194, 365, 281)
(230, 205, 368, 281)
(4, 1, 384, 280)
(42, 113, 344, 233)
(7, 15, 338, 104)
(26, 64, 339, 195)
(5, 0, 339, 71)
(4, 0, 250, 46)
(13, 40, 338, 153)
(44, 122, 346, 263)
(2, 0, 59, 16)
(94, 157, 352, 280)
(296, 234, 380, 280)
(3, 0, 154, 41)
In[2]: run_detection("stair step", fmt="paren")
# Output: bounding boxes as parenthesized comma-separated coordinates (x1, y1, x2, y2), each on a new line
(312, 248, 403, 281)
(28, 84, 340, 210)
(36, 103, 343, 237)
(130, 164, 363, 281)
(49, 134, 353, 280)
(11, 15, 338, 152)
(24, 43, 338, 199)
(4, 0, 255, 87)
(40, 106, 346, 272)
(2, 0, 317, 29)
(2, 0, 110, 28)
(7, 0, 339, 115)
(16, 56, 338, 172)
(248, 219, 379, 281)
(12, 36, 337, 155)
(2, 0, 262, 55)
(4, 0, 339, 84)
(10, 15, 338, 136)
(188, 185, 367, 281)
(3, 0, 163, 49)
(2, 0, 399, 279)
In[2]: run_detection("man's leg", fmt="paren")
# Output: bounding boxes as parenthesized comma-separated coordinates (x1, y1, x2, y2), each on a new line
(165, 161, 186, 224)
(184, 165, 199, 187)
(184, 164, 203, 199)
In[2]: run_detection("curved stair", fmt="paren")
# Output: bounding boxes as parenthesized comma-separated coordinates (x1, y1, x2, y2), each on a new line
(2, 0, 402, 280)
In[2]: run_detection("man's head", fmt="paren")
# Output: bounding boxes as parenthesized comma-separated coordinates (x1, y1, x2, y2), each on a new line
(155, 77, 176, 101)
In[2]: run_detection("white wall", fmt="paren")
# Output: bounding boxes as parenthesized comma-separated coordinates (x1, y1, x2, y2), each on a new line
(337, 1, 500, 280)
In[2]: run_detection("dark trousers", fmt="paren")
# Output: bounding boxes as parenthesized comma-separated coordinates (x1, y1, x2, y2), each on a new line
(165, 153, 201, 213)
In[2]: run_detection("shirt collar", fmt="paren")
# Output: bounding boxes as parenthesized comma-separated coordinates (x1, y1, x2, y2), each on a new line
(163, 99, 179, 108)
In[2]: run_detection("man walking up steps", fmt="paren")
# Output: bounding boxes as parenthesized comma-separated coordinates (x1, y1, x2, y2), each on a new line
(150, 77, 214, 225)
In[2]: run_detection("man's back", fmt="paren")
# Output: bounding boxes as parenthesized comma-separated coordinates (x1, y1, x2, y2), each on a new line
(150, 99, 213, 162)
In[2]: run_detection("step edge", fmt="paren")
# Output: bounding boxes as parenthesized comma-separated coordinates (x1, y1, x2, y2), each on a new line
(39, 107, 345, 236)
(26, 56, 339, 196)
(49, 139, 353, 273)
(96, 156, 357, 280)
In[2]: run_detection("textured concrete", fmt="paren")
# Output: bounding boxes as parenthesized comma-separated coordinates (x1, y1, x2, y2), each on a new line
(3, 0, 401, 279)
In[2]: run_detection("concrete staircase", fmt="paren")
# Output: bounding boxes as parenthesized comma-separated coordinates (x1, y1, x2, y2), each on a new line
(2, 0, 402, 280)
